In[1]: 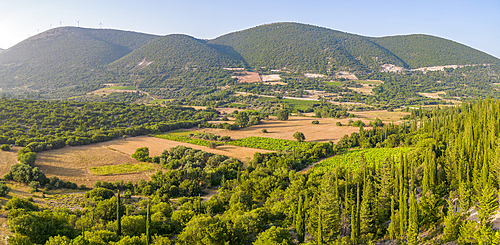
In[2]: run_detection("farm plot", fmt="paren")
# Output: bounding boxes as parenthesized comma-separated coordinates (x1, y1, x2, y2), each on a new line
(351, 110, 409, 123)
(312, 147, 414, 172)
(0, 149, 19, 177)
(36, 144, 151, 187)
(102, 136, 271, 162)
(155, 131, 312, 151)
(199, 116, 368, 143)
(36, 136, 270, 186)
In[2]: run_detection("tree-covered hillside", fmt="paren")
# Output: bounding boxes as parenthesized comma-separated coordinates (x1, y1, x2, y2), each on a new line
(372, 34, 500, 68)
(0, 27, 158, 90)
(209, 22, 407, 73)
(110, 34, 245, 71)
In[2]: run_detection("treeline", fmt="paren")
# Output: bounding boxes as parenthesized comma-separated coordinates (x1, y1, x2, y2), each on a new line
(0, 99, 214, 148)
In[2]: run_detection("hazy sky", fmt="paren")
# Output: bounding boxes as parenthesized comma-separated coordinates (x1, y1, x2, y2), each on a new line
(1, 0, 499, 58)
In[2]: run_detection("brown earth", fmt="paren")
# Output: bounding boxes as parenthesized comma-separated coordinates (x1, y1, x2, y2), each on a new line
(233, 72, 262, 83)
(0, 149, 19, 178)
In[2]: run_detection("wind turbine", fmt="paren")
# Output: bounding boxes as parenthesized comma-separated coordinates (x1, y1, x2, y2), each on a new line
(49, 23, 53, 29)
(99, 22, 103, 29)
(59, 20, 62, 27)
(37, 29, 39, 33)
(76, 20, 80, 27)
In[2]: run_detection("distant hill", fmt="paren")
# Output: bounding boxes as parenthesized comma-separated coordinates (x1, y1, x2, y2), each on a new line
(209, 22, 407, 72)
(0, 27, 158, 90)
(0, 48, 3, 54)
(0, 22, 498, 96)
(371, 34, 500, 68)
(110, 34, 246, 71)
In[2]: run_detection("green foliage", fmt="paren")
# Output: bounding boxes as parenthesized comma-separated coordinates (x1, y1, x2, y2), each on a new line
(176, 215, 232, 245)
(210, 22, 406, 72)
(229, 136, 312, 151)
(0, 144, 10, 151)
(253, 226, 292, 245)
(0, 181, 10, 196)
(313, 148, 413, 171)
(292, 132, 305, 142)
(276, 109, 289, 121)
(0, 98, 207, 148)
(5, 164, 48, 185)
(9, 210, 77, 244)
(131, 147, 151, 162)
(5, 197, 38, 211)
(372, 34, 499, 68)
(84, 187, 115, 202)
(90, 162, 156, 175)
(311, 120, 319, 124)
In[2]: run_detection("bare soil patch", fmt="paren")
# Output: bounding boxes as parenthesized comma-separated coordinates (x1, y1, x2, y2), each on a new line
(418, 91, 461, 104)
(233, 72, 262, 83)
(197, 116, 369, 143)
(0, 149, 18, 177)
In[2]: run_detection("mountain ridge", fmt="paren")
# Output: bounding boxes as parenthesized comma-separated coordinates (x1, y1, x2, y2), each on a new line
(0, 22, 498, 94)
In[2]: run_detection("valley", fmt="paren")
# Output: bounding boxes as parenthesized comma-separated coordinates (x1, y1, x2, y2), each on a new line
(0, 21, 499, 245)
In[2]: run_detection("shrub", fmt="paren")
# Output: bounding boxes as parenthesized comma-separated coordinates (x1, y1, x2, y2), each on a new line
(0, 182, 10, 196)
(132, 147, 150, 162)
(312, 120, 319, 124)
(0, 144, 10, 151)
(277, 109, 289, 121)
(293, 132, 306, 142)
(85, 187, 115, 201)
(262, 129, 268, 133)
(336, 122, 342, 126)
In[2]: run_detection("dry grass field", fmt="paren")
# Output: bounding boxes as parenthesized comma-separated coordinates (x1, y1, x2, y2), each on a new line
(199, 116, 366, 143)
(99, 136, 271, 161)
(0, 149, 19, 178)
(351, 110, 409, 123)
(35, 136, 271, 186)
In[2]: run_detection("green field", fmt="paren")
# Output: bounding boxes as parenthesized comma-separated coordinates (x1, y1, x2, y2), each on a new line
(324, 81, 342, 86)
(102, 86, 136, 90)
(150, 99, 173, 104)
(153, 131, 310, 151)
(313, 147, 413, 171)
(228, 136, 312, 151)
(90, 162, 157, 175)
(258, 97, 320, 111)
(152, 131, 213, 147)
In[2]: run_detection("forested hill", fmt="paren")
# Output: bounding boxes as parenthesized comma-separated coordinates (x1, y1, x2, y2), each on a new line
(0, 27, 158, 90)
(110, 34, 246, 71)
(372, 34, 500, 68)
(209, 22, 408, 72)
(0, 22, 498, 97)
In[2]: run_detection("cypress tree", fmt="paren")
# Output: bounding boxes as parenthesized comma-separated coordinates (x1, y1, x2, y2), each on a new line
(360, 178, 378, 236)
(116, 190, 122, 237)
(146, 200, 151, 244)
(318, 204, 323, 245)
(407, 167, 419, 245)
(318, 171, 341, 242)
(296, 194, 305, 243)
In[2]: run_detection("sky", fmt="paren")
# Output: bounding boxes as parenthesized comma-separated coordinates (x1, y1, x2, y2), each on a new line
(1, 0, 499, 58)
